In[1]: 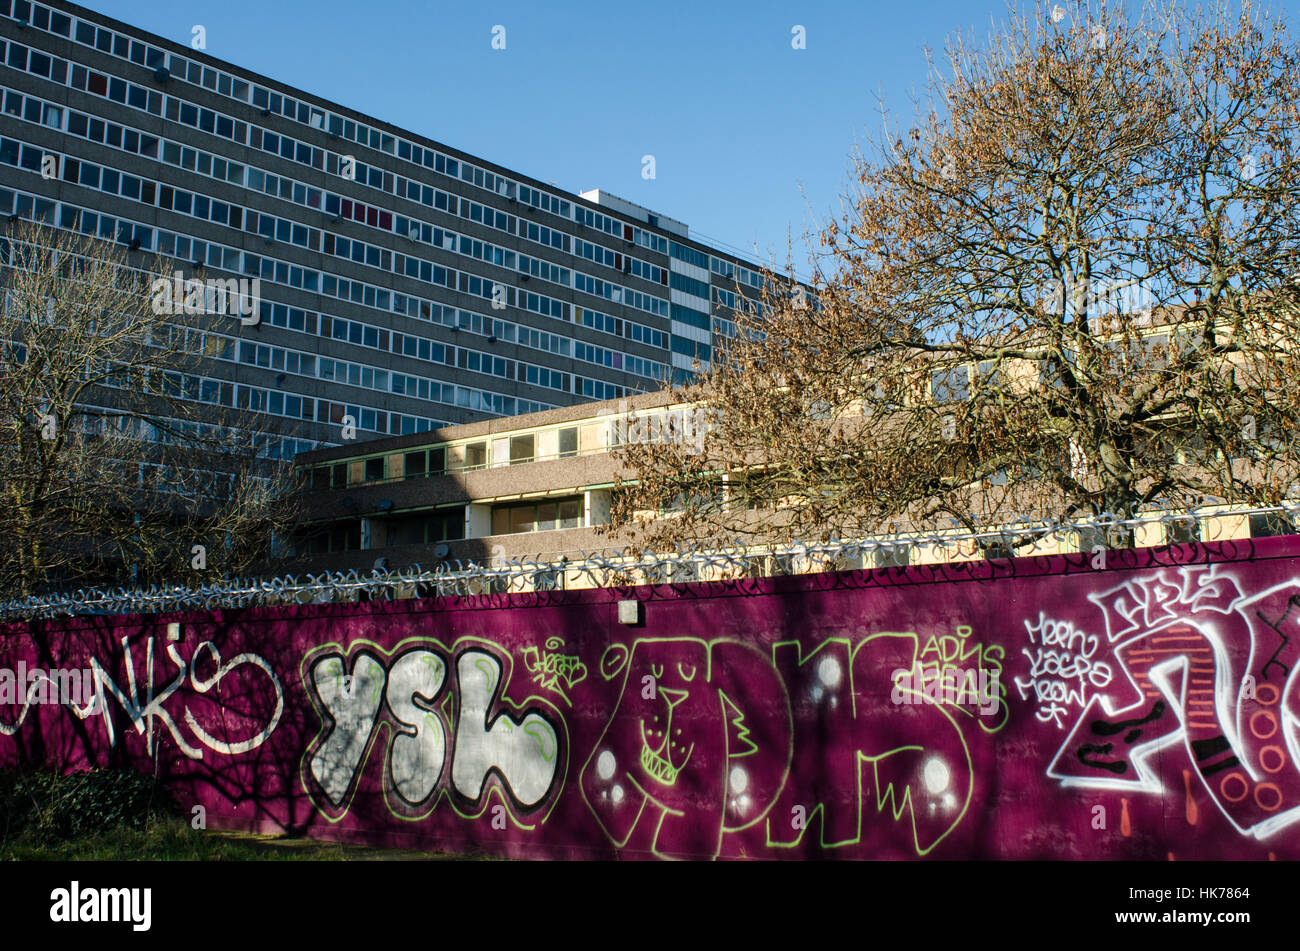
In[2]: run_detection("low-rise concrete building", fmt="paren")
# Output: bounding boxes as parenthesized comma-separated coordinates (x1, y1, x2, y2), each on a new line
(290, 384, 1290, 589)
(291, 389, 686, 577)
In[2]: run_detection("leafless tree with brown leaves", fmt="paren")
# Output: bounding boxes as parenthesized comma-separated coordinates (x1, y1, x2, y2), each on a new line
(0, 220, 301, 598)
(607, 0, 1300, 556)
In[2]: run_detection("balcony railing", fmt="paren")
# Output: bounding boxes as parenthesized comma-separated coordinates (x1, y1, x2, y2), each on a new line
(305, 443, 606, 490)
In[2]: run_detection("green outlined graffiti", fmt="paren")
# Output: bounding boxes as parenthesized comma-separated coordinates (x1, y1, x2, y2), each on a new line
(763, 629, 1005, 856)
(299, 635, 568, 830)
(916, 625, 1009, 734)
(578, 628, 1004, 859)
(519, 637, 588, 706)
(579, 637, 794, 860)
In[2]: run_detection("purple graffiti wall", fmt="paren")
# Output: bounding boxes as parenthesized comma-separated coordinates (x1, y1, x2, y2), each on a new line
(3, 537, 1300, 859)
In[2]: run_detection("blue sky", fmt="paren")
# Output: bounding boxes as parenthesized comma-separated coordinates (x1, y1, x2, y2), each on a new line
(87, 0, 1300, 279)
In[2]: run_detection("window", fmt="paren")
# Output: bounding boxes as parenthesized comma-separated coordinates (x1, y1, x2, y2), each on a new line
(429, 509, 464, 542)
(1250, 514, 1293, 538)
(404, 451, 426, 480)
(331, 463, 348, 488)
(876, 544, 910, 568)
(429, 447, 446, 474)
(558, 427, 578, 458)
(931, 366, 970, 402)
(533, 502, 558, 532)
(1168, 517, 1199, 545)
(464, 442, 486, 470)
(396, 509, 463, 545)
(669, 241, 710, 270)
(509, 434, 534, 465)
(490, 497, 583, 535)
(329, 522, 362, 552)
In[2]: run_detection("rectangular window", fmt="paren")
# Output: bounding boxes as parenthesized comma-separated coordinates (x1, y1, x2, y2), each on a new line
(931, 366, 970, 403)
(404, 451, 426, 480)
(509, 434, 534, 465)
(488, 497, 582, 534)
(533, 503, 557, 533)
(876, 544, 911, 568)
(508, 506, 534, 534)
(1249, 514, 1293, 539)
(491, 507, 510, 536)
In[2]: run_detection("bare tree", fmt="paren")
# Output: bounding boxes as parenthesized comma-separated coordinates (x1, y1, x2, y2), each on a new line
(0, 220, 300, 598)
(606, 0, 1300, 554)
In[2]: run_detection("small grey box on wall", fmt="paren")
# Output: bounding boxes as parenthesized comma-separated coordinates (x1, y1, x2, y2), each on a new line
(617, 600, 640, 625)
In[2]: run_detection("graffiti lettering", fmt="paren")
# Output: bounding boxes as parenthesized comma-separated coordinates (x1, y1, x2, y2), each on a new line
(308, 653, 386, 807)
(1016, 614, 1112, 728)
(7, 545, 1300, 860)
(6, 632, 285, 760)
(891, 663, 1000, 715)
(452, 650, 561, 806)
(1051, 568, 1300, 841)
(302, 638, 565, 825)
(520, 637, 588, 705)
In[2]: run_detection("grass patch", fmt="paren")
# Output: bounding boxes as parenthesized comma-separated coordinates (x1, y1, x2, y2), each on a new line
(0, 767, 177, 844)
(0, 767, 492, 860)
(0, 815, 351, 861)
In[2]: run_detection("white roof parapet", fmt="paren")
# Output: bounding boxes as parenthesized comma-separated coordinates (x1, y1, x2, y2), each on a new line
(578, 190, 689, 238)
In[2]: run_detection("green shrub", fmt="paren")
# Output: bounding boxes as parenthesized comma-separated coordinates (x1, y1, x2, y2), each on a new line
(0, 767, 178, 843)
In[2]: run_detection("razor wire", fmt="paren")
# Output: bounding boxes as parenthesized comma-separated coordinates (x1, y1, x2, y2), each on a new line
(1, 503, 1298, 621)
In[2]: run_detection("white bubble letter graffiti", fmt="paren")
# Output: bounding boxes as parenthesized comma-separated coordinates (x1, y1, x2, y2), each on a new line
(309, 653, 386, 806)
(451, 650, 558, 807)
(385, 651, 448, 805)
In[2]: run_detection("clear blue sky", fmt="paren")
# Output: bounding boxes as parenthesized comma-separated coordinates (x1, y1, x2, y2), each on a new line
(86, 0, 1300, 279)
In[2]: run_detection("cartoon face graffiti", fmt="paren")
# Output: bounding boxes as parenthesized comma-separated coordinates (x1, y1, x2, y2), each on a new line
(638, 673, 695, 786)
(580, 638, 791, 860)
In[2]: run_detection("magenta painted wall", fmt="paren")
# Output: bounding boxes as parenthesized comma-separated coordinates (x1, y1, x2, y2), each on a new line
(3, 538, 1299, 859)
